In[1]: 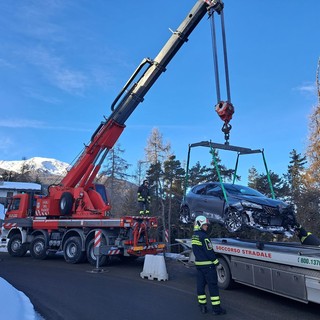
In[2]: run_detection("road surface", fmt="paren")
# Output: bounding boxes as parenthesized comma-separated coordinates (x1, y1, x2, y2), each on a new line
(0, 252, 318, 320)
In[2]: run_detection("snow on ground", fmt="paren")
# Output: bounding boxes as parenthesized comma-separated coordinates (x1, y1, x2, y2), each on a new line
(0, 277, 43, 320)
(0, 201, 184, 320)
(0, 204, 43, 319)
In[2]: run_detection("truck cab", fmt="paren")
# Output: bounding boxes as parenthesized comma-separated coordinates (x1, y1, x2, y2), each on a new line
(6, 192, 37, 219)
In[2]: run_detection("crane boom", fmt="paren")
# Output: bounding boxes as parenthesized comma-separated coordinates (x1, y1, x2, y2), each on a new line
(3, 1, 226, 267)
(4, 0, 224, 220)
(61, 0, 219, 190)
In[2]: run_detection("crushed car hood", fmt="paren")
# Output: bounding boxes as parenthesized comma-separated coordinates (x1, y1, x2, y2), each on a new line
(230, 194, 287, 208)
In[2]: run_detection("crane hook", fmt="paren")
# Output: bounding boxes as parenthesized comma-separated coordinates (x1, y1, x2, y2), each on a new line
(215, 101, 234, 145)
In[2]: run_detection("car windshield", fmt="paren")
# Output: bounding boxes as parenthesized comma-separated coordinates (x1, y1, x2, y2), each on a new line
(224, 184, 265, 197)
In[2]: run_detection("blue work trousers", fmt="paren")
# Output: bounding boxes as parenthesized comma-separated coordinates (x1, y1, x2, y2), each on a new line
(196, 266, 219, 298)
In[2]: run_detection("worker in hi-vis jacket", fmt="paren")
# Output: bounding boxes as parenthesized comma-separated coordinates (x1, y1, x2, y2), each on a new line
(137, 180, 151, 215)
(192, 215, 226, 315)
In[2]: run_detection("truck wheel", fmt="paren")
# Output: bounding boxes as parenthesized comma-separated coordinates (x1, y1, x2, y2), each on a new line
(63, 236, 85, 264)
(30, 235, 47, 260)
(86, 238, 110, 267)
(217, 257, 234, 290)
(60, 192, 74, 215)
(8, 234, 28, 257)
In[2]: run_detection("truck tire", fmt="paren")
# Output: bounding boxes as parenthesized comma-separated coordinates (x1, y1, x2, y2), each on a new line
(63, 236, 85, 264)
(86, 238, 110, 267)
(8, 234, 28, 257)
(30, 235, 48, 260)
(217, 257, 234, 290)
(60, 192, 74, 216)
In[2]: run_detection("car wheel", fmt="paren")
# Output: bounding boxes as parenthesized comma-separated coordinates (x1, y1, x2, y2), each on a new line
(224, 208, 243, 232)
(179, 206, 191, 224)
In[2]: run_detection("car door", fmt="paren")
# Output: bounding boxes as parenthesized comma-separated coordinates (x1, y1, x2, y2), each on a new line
(202, 184, 226, 220)
(188, 184, 208, 214)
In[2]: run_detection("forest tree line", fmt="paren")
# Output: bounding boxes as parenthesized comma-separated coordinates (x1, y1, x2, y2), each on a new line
(2, 98, 319, 244)
(101, 113, 320, 243)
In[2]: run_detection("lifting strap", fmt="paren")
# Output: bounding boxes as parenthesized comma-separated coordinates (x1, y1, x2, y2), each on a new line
(209, 1, 234, 145)
(209, 144, 229, 204)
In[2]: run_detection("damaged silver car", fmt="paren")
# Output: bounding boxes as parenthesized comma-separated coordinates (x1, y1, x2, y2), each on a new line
(179, 182, 296, 233)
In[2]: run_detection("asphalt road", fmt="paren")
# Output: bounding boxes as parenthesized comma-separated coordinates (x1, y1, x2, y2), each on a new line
(0, 252, 319, 320)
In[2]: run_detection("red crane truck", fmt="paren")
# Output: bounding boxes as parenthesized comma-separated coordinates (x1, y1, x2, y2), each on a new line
(1, 0, 222, 266)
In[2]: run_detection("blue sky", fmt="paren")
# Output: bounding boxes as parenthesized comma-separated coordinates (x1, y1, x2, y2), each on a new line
(0, 0, 319, 183)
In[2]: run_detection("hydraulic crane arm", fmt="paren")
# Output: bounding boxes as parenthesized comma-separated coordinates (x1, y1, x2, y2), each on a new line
(61, 0, 222, 189)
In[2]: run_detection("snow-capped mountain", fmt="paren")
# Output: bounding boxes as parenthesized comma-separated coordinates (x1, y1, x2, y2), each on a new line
(0, 157, 70, 176)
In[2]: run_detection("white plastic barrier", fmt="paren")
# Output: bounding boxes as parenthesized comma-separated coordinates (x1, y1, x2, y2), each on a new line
(140, 254, 168, 281)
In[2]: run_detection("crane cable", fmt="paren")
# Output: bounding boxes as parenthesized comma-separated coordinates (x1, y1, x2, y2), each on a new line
(208, 1, 234, 145)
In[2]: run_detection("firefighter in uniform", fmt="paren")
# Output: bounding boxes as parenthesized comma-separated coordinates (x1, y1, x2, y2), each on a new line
(295, 225, 320, 246)
(192, 215, 226, 315)
(137, 179, 151, 215)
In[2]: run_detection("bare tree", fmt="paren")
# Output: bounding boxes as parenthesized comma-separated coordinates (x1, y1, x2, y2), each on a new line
(144, 127, 171, 164)
(306, 58, 320, 188)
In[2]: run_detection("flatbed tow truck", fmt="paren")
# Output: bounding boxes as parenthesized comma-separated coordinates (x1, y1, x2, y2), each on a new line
(176, 237, 320, 304)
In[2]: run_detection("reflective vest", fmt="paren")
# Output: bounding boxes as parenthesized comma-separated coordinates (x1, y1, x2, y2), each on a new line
(192, 229, 219, 267)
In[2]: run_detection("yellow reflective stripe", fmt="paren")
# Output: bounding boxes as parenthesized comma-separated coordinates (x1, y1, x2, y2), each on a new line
(205, 238, 213, 250)
(211, 296, 220, 306)
(195, 261, 214, 266)
(213, 259, 219, 265)
(191, 240, 202, 246)
(198, 295, 207, 304)
(301, 232, 312, 243)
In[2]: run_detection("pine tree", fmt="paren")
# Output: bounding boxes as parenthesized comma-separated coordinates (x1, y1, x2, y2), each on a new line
(248, 166, 259, 190)
(287, 149, 307, 202)
(163, 155, 185, 248)
(186, 150, 234, 191)
(99, 144, 131, 215)
(146, 161, 164, 239)
(187, 161, 208, 186)
(144, 128, 172, 214)
(146, 161, 162, 210)
(248, 169, 289, 199)
(207, 149, 234, 182)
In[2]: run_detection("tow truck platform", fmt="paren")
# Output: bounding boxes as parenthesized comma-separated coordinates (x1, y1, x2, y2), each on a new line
(176, 237, 320, 304)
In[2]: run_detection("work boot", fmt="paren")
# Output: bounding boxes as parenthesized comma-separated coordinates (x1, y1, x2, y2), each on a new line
(199, 304, 207, 314)
(212, 307, 226, 315)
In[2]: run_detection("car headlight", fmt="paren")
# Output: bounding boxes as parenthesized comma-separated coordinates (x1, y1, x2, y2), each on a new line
(241, 201, 263, 210)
